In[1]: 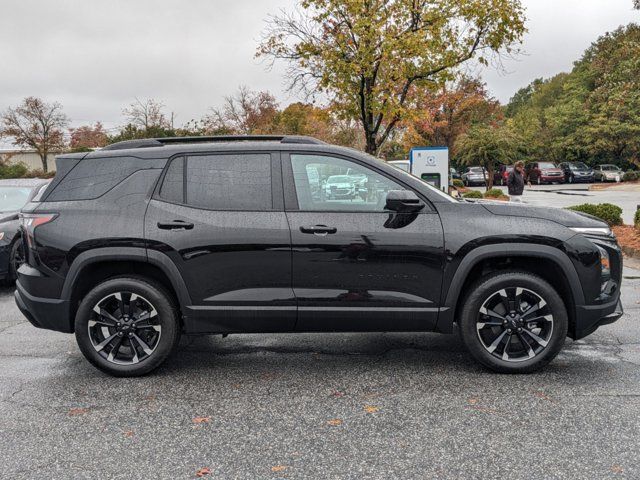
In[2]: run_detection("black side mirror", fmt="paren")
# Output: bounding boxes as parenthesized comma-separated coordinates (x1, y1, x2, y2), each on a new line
(385, 190, 425, 213)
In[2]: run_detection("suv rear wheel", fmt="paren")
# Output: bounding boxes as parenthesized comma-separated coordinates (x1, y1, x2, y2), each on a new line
(75, 277, 180, 377)
(458, 271, 568, 373)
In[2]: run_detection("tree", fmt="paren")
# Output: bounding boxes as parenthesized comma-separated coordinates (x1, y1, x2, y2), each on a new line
(455, 123, 522, 190)
(203, 86, 279, 134)
(402, 75, 502, 158)
(123, 98, 170, 130)
(258, 0, 526, 156)
(69, 122, 108, 151)
(0, 97, 68, 173)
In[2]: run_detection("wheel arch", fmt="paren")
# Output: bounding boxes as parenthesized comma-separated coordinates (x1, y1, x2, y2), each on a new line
(437, 243, 583, 336)
(62, 248, 191, 330)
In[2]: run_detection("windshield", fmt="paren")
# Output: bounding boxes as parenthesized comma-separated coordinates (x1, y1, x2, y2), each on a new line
(0, 186, 32, 212)
(539, 162, 557, 169)
(570, 162, 589, 170)
(327, 175, 352, 183)
(601, 165, 619, 171)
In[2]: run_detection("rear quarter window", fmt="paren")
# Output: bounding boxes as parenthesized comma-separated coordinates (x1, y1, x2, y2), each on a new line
(46, 156, 146, 201)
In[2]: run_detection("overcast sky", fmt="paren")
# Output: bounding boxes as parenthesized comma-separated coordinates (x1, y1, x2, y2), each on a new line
(0, 0, 638, 133)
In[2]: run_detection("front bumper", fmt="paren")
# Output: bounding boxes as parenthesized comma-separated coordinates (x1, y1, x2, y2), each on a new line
(570, 175, 594, 183)
(540, 175, 564, 183)
(573, 295, 624, 340)
(14, 279, 72, 333)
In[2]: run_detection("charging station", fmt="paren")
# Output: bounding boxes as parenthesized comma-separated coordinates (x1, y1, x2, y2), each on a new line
(409, 146, 450, 192)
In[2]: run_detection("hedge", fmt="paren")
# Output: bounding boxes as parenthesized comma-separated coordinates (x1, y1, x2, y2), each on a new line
(567, 203, 623, 226)
(484, 188, 507, 199)
(462, 190, 483, 199)
(623, 170, 638, 182)
(0, 161, 29, 179)
(635, 208, 640, 230)
(452, 179, 464, 188)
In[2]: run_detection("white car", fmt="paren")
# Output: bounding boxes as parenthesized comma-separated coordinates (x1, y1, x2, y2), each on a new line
(324, 175, 356, 200)
(594, 164, 622, 182)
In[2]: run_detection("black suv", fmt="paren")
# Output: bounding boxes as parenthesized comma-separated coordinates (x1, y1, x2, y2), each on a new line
(15, 136, 623, 376)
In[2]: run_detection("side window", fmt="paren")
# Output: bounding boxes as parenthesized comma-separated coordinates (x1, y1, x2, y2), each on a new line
(159, 157, 184, 203)
(290, 154, 405, 212)
(185, 153, 272, 211)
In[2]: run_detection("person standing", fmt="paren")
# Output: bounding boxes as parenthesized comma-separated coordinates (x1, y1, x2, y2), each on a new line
(507, 161, 529, 203)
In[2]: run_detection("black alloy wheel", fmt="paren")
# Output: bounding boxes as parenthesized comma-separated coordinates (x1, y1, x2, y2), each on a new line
(75, 277, 180, 376)
(458, 271, 568, 373)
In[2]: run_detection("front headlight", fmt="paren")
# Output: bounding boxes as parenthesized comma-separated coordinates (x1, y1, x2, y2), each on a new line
(596, 244, 611, 278)
(569, 227, 612, 237)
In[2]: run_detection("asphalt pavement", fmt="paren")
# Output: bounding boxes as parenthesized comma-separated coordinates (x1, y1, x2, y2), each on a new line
(1, 265, 639, 479)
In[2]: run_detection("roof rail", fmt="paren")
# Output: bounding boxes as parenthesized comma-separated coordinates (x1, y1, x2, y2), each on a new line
(102, 135, 326, 151)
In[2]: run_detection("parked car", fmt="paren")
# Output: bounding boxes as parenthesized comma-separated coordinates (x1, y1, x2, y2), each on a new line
(594, 164, 623, 183)
(559, 162, 595, 184)
(15, 135, 623, 376)
(525, 162, 564, 184)
(494, 165, 514, 186)
(0, 179, 50, 284)
(324, 175, 356, 200)
(461, 166, 487, 186)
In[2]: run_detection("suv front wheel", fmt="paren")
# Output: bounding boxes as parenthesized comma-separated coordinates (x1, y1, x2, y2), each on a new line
(458, 271, 568, 373)
(75, 277, 180, 377)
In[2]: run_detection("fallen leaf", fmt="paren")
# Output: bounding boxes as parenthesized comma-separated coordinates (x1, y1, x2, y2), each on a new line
(192, 416, 211, 424)
(611, 465, 624, 474)
(271, 465, 288, 472)
(327, 418, 343, 426)
(467, 398, 479, 405)
(68, 407, 90, 416)
(364, 405, 379, 413)
(123, 430, 135, 438)
(330, 390, 346, 398)
(533, 391, 553, 402)
(195, 467, 211, 477)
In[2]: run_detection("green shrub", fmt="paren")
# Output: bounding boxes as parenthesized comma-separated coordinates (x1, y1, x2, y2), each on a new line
(623, 170, 638, 182)
(0, 161, 29, 179)
(484, 188, 506, 198)
(463, 190, 483, 199)
(635, 208, 640, 230)
(567, 203, 623, 226)
(452, 179, 464, 188)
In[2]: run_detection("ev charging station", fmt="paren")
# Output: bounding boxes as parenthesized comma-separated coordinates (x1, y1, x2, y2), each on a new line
(409, 146, 450, 192)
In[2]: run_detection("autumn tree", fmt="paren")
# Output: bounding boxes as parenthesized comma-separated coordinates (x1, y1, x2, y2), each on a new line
(455, 123, 522, 190)
(259, 0, 526, 156)
(69, 122, 108, 151)
(403, 75, 502, 157)
(204, 87, 279, 134)
(123, 98, 171, 130)
(0, 97, 68, 173)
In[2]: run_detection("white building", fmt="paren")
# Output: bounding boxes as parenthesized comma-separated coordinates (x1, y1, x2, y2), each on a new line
(0, 147, 57, 172)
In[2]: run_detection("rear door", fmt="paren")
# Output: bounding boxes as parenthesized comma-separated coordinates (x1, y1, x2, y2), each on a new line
(144, 150, 295, 333)
(283, 152, 445, 332)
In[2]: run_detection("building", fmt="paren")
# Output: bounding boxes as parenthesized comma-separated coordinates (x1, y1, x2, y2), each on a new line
(0, 147, 57, 172)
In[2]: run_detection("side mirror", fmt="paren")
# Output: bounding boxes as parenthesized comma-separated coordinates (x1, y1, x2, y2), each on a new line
(385, 190, 425, 213)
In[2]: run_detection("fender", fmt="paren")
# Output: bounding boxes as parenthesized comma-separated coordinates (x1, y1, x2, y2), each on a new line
(436, 243, 584, 333)
(61, 247, 192, 310)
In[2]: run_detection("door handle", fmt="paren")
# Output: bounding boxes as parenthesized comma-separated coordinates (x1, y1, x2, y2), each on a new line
(157, 220, 194, 231)
(300, 225, 337, 235)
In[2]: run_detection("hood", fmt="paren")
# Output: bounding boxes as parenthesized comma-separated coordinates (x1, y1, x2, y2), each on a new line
(480, 202, 608, 228)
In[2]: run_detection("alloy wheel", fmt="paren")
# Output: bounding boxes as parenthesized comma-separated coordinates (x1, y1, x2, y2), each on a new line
(476, 287, 554, 363)
(88, 292, 162, 365)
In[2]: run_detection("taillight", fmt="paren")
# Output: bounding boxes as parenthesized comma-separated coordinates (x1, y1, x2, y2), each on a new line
(20, 213, 57, 248)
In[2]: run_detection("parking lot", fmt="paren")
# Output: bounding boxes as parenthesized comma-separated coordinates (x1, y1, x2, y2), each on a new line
(1, 264, 639, 479)
(468, 182, 640, 224)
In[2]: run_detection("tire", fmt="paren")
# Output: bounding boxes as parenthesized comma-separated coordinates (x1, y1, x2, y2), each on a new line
(458, 271, 568, 374)
(7, 238, 24, 284)
(75, 276, 181, 377)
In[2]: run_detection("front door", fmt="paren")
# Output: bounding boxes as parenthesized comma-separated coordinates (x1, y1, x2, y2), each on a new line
(145, 151, 295, 333)
(283, 153, 445, 332)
